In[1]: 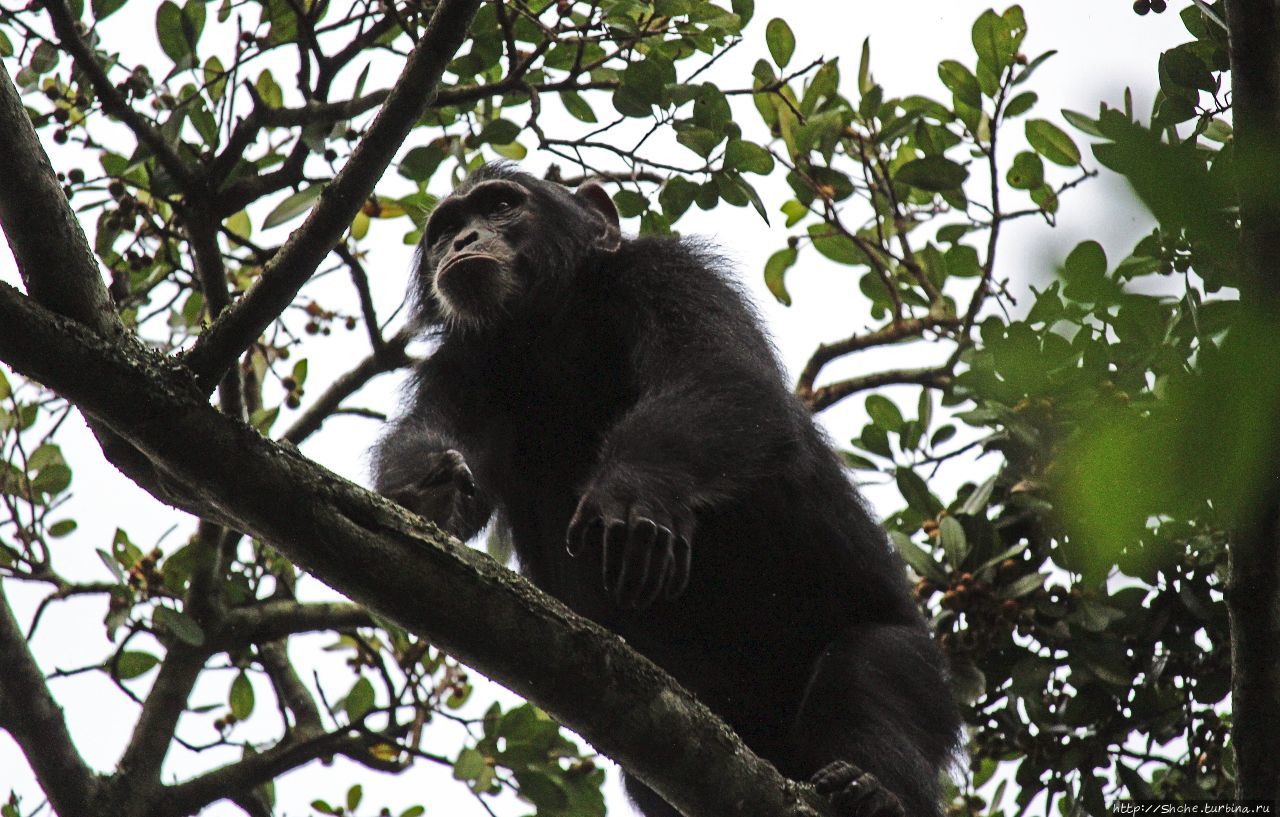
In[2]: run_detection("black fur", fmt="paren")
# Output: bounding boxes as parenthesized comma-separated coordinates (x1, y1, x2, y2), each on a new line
(373, 165, 960, 817)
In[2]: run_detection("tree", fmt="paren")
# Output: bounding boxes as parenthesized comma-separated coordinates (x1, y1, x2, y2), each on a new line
(0, 1, 1275, 816)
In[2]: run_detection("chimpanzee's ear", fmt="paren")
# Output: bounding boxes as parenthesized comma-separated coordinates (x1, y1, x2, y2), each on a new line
(574, 181, 622, 252)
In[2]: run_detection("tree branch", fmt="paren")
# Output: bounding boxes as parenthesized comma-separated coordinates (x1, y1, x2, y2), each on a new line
(220, 601, 373, 646)
(0, 582, 100, 815)
(281, 328, 412, 446)
(1223, 0, 1280, 802)
(118, 645, 207, 786)
(803, 366, 953, 413)
(795, 317, 960, 397)
(182, 0, 482, 394)
(42, 0, 197, 191)
(0, 56, 118, 334)
(0, 280, 835, 817)
(155, 728, 366, 817)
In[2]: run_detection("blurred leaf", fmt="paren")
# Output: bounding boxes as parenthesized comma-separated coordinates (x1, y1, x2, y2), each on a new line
(938, 60, 981, 108)
(939, 516, 969, 567)
(344, 676, 375, 721)
(866, 394, 904, 431)
(765, 18, 794, 67)
(93, 0, 128, 21)
(895, 156, 969, 192)
(1026, 118, 1081, 166)
(891, 531, 946, 583)
(764, 248, 796, 306)
(230, 671, 255, 719)
(561, 91, 598, 123)
(114, 651, 160, 680)
(897, 467, 942, 516)
(263, 185, 323, 229)
(154, 606, 205, 646)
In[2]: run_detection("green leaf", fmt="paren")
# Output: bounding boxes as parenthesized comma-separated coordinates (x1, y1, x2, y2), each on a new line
(1003, 91, 1036, 118)
(477, 118, 519, 145)
(155, 2, 186, 63)
(896, 467, 942, 516)
(344, 676, 375, 721)
(960, 475, 998, 516)
(725, 139, 774, 175)
(97, 548, 125, 581)
(939, 515, 969, 568)
(894, 156, 969, 192)
(765, 18, 795, 67)
(263, 185, 323, 229)
(561, 91, 597, 123)
(857, 37, 872, 96)
(692, 84, 732, 132)
(1061, 108, 1104, 137)
(999, 572, 1045, 599)
(612, 190, 647, 218)
(807, 226, 861, 265)
(971, 9, 1015, 73)
(346, 785, 363, 812)
(225, 210, 251, 241)
(154, 606, 205, 646)
(114, 651, 161, 680)
(938, 60, 981, 108)
(0, 368, 9, 400)
(890, 531, 946, 583)
(49, 519, 77, 537)
(865, 395, 904, 431)
(1065, 240, 1107, 279)
(1025, 118, 1081, 166)
(658, 177, 697, 220)
(230, 671, 255, 719)
(764, 248, 796, 306)
(92, 0, 127, 20)
(31, 464, 71, 496)
(453, 747, 488, 781)
(1006, 151, 1044, 190)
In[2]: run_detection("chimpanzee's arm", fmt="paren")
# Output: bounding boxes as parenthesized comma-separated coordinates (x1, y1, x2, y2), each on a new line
(372, 399, 493, 541)
(567, 330, 803, 607)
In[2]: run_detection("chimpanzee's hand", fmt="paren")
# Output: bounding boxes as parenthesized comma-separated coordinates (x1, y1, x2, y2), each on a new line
(811, 761, 905, 817)
(380, 449, 477, 535)
(566, 484, 694, 608)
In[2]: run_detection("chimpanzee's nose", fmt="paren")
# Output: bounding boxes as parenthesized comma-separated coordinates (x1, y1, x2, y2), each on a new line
(454, 230, 479, 251)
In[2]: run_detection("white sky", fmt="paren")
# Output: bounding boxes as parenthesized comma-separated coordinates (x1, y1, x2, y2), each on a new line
(0, 2, 1190, 815)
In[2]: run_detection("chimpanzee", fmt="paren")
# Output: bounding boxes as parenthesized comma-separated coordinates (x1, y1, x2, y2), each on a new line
(372, 163, 960, 817)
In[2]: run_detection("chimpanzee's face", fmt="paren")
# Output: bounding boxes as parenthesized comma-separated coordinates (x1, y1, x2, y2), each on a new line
(415, 168, 621, 330)
(421, 178, 531, 328)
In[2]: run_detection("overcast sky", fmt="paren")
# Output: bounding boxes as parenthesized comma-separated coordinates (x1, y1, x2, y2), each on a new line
(0, 2, 1191, 815)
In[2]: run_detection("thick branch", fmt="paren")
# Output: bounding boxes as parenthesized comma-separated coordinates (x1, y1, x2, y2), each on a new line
(0, 582, 100, 815)
(156, 729, 366, 816)
(182, 0, 482, 393)
(1224, 0, 1280, 803)
(0, 59, 118, 334)
(118, 646, 207, 785)
(0, 281, 834, 817)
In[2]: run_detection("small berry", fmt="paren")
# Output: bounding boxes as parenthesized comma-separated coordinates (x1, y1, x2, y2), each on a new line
(1133, 0, 1150, 13)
